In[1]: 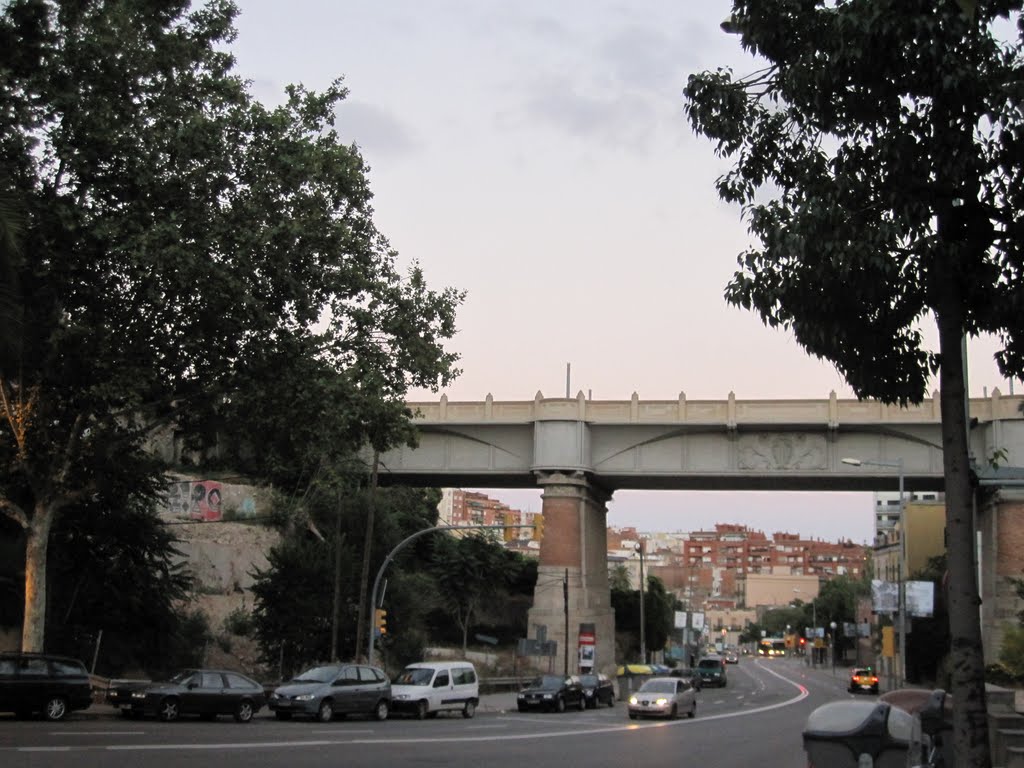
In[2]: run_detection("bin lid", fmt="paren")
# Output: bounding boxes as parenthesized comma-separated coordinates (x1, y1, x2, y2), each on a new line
(803, 700, 912, 744)
(804, 701, 885, 737)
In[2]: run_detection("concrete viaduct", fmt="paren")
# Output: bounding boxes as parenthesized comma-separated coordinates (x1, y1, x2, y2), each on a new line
(375, 390, 1024, 676)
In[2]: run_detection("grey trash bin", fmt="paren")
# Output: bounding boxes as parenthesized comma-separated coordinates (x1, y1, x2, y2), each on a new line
(802, 700, 914, 768)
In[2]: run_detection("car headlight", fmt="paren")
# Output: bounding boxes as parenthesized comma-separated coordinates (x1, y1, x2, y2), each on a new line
(542, 693, 553, 699)
(393, 694, 408, 700)
(131, 691, 147, 699)
(628, 696, 638, 705)
(269, 692, 279, 700)
(655, 697, 669, 706)
(294, 694, 316, 701)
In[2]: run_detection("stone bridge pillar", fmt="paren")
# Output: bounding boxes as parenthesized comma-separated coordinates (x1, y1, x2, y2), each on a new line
(527, 471, 615, 679)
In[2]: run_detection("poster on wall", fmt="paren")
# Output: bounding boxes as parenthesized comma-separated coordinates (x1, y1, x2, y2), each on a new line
(871, 579, 899, 613)
(906, 581, 935, 617)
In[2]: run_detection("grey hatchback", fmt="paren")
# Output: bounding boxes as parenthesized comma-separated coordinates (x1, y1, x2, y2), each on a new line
(268, 663, 391, 722)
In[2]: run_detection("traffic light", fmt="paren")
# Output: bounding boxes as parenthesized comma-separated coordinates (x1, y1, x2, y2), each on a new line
(374, 608, 387, 637)
(503, 512, 517, 542)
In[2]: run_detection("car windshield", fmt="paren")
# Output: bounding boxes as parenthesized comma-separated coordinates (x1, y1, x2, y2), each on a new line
(639, 680, 675, 694)
(529, 675, 564, 689)
(579, 674, 599, 687)
(292, 665, 340, 683)
(393, 668, 434, 686)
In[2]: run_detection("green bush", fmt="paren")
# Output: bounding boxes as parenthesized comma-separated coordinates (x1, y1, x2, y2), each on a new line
(224, 607, 254, 637)
(999, 624, 1024, 679)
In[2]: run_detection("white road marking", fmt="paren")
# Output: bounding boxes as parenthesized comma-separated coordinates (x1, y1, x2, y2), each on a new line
(50, 731, 146, 736)
(7, 662, 812, 753)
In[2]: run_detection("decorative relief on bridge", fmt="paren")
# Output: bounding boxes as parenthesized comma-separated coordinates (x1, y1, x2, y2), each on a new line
(737, 433, 827, 470)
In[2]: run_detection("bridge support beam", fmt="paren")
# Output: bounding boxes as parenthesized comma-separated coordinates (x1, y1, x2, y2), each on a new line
(527, 471, 615, 680)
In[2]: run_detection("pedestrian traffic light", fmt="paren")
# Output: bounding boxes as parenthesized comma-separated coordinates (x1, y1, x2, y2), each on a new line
(375, 608, 387, 637)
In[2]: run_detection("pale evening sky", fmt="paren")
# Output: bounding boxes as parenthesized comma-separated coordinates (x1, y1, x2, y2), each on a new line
(230, 1, 1018, 545)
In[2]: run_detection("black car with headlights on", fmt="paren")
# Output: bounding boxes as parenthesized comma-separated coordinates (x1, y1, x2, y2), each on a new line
(130, 669, 265, 722)
(579, 673, 615, 708)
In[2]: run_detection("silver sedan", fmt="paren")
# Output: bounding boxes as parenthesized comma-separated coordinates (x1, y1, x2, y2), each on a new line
(627, 677, 697, 720)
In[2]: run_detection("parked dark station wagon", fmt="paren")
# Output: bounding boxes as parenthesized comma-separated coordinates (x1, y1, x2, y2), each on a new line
(0, 653, 94, 721)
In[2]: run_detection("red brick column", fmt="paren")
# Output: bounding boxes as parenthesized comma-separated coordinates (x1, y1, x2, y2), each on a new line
(527, 471, 615, 679)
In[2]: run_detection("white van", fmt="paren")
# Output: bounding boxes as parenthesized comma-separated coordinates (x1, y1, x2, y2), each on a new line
(390, 661, 480, 719)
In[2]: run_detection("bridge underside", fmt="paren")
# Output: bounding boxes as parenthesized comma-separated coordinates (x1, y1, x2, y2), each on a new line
(372, 396, 1024, 680)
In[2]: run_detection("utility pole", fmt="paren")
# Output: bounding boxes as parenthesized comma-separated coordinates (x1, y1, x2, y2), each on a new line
(637, 542, 646, 664)
(330, 486, 344, 661)
(563, 569, 569, 675)
(354, 451, 379, 663)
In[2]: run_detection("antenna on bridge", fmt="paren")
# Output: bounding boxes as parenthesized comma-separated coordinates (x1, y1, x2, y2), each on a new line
(566, 362, 570, 398)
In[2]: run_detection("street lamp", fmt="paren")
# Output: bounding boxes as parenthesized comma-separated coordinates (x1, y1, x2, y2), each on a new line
(636, 542, 646, 663)
(842, 455, 906, 688)
(830, 621, 838, 674)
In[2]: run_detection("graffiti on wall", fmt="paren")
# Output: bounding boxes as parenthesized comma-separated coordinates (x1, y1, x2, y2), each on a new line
(165, 479, 259, 521)
(167, 480, 223, 521)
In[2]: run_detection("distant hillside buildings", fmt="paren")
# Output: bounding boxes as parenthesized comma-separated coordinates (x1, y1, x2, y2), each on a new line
(438, 488, 869, 612)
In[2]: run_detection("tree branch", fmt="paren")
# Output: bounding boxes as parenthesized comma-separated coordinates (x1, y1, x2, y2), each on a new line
(0, 496, 29, 529)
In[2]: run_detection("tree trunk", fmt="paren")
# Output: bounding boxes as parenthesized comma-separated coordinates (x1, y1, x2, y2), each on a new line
(936, 308, 991, 768)
(21, 505, 54, 653)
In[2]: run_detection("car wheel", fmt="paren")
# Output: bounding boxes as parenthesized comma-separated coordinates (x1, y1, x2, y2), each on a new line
(415, 700, 429, 720)
(669, 704, 678, 720)
(158, 698, 179, 722)
(373, 700, 389, 721)
(577, 696, 585, 712)
(317, 700, 334, 723)
(555, 696, 566, 713)
(462, 700, 476, 719)
(234, 700, 255, 723)
(44, 696, 68, 722)
(274, 711, 292, 721)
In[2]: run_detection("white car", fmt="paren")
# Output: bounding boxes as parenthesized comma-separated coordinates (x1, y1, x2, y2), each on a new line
(627, 676, 697, 720)
(390, 661, 479, 719)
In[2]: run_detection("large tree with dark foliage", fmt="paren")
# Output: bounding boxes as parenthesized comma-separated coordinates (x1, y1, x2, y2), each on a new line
(0, 0, 462, 655)
(685, 2, 1023, 764)
(250, 485, 442, 675)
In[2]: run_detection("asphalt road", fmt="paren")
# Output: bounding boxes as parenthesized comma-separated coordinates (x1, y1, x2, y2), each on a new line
(0, 658, 868, 768)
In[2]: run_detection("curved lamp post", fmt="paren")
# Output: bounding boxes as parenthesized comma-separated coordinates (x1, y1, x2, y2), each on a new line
(843, 455, 906, 688)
